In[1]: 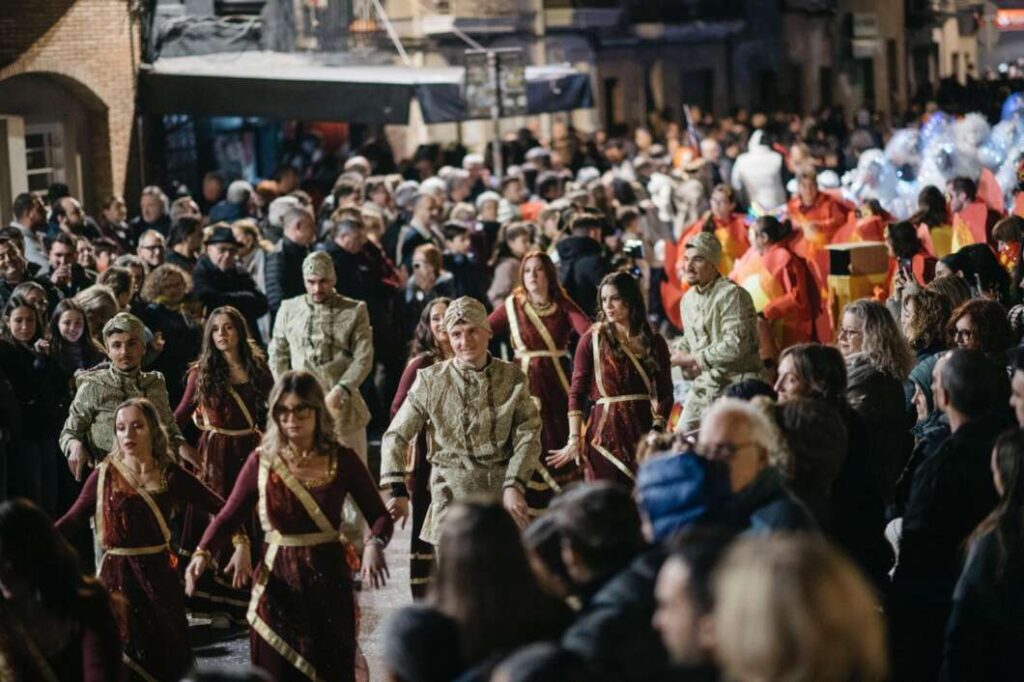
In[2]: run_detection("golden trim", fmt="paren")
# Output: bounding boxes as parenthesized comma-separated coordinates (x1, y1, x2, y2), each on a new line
(521, 299, 572, 392)
(409, 577, 433, 585)
(191, 590, 250, 608)
(534, 465, 562, 494)
(410, 552, 435, 560)
(107, 457, 173, 545)
(122, 652, 160, 682)
(596, 394, 649, 405)
(591, 441, 636, 482)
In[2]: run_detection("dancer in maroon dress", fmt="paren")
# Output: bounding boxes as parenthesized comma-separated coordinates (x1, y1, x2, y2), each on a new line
(57, 398, 243, 681)
(185, 370, 392, 682)
(549, 271, 673, 488)
(0, 499, 123, 681)
(390, 297, 451, 599)
(175, 306, 273, 621)
(488, 251, 591, 512)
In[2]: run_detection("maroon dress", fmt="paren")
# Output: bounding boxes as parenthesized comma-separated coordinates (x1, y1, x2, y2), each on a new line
(175, 368, 272, 619)
(568, 324, 673, 488)
(390, 353, 438, 599)
(197, 447, 393, 682)
(489, 294, 591, 511)
(57, 459, 225, 681)
(0, 589, 124, 682)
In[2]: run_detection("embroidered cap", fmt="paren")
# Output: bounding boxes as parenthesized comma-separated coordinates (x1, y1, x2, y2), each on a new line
(444, 296, 491, 334)
(684, 231, 722, 267)
(302, 251, 336, 280)
(102, 312, 146, 342)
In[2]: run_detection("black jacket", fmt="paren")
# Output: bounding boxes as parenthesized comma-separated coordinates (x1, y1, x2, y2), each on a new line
(137, 302, 201, 408)
(941, 531, 1024, 682)
(556, 236, 609, 318)
(443, 252, 489, 308)
(191, 256, 269, 345)
(562, 549, 678, 681)
(729, 467, 818, 534)
(264, 237, 311, 318)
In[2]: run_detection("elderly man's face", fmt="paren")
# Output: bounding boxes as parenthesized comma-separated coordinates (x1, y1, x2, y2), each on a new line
(698, 409, 766, 493)
(106, 332, 144, 371)
(448, 322, 491, 366)
(207, 243, 237, 272)
(681, 249, 718, 287)
(60, 197, 84, 229)
(140, 194, 165, 223)
(137, 234, 166, 269)
(304, 274, 335, 303)
(286, 214, 317, 247)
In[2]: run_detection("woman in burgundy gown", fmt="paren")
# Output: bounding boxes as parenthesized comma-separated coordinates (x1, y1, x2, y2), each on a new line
(390, 297, 452, 599)
(549, 271, 673, 489)
(175, 305, 273, 621)
(488, 251, 591, 512)
(185, 370, 393, 682)
(0, 499, 123, 681)
(57, 398, 244, 681)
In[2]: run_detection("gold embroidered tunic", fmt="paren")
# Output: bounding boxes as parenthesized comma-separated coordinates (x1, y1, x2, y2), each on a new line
(381, 355, 542, 544)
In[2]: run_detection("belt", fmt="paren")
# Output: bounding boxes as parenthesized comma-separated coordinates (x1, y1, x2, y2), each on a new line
(104, 543, 169, 556)
(515, 350, 569, 360)
(596, 394, 650, 406)
(197, 423, 260, 437)
(264, 530, 342, 547)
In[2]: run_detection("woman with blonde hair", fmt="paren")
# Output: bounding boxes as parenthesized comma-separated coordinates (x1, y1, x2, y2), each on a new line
(73, 285, 120, 350)
(185, 370, 392, 681)
(713, 534, 888, 682)
(138, 263, 201, 406)
(56, 398, 233, 681)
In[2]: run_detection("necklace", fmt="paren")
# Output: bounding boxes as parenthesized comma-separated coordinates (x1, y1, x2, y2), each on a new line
(529, 297, 556, 316)
(283, 444, 315, 461)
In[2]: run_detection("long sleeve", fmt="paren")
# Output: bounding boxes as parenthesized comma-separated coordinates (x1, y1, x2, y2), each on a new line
(196, 277, 268, 321)
(268, 303, 292, 379)
(337, 303, 373, 394)
(391, 355, 429, 418)
(197, 451, 260, 556)
(762, 259, 808, 322)
(169, 465, 225, 517)
(653, 336, 674, 422)
(380, 374, 430, 487)
(566, 302, 593, 335)
(174, 369, 200, 443)
(338, 449, 393, 544)
(568, 329, 595, 413)
(694, 284, 758, 372)
(487, 300, 510, 341)
(504, 376, 542, 491)
(56, 469, 100, 537)
(59, 382, 97, 456)
(264, 248, 285, 316)
(150, 374, 186, 448)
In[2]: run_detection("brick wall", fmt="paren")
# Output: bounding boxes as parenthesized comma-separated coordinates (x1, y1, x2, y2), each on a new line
(0, 0, 138, 199)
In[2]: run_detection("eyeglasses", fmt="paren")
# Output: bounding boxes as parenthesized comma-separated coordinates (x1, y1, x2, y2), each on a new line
(954, 327, 975, 341)
(695, 441, 757, 460)
(837, 327, 863, 339)
(273, 404, 314, 420)
(139, 244, 165, 252)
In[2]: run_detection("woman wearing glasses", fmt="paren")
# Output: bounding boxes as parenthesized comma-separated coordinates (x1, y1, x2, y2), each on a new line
(549, 271, 672, 488)
(946, 299, 1014, 367)
(489, 251, 591, 512)
(185, 370, 392, 682)
(175, 306, 273, 623)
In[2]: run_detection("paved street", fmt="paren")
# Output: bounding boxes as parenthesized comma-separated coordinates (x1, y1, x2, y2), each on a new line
(193, 521, 414, 680)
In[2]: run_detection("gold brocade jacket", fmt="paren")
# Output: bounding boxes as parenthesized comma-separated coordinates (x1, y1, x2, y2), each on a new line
(268, 293, 374, 433)
(381, 356, 542, 543)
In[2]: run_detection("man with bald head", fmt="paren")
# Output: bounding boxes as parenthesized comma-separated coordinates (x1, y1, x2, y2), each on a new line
(672, 232, 761, 432)
(381, 296, 541, 544)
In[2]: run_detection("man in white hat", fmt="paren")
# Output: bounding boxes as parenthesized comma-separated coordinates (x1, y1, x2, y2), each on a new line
(381, 297, 541, 544)
(672, 232, 762, 432)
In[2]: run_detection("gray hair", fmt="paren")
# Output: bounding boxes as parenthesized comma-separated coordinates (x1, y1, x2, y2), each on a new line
(281, 206, 313, 231)
(227, 180, 254, 205)
(701, 398, 782, 458)
(140, 185, 169, 211)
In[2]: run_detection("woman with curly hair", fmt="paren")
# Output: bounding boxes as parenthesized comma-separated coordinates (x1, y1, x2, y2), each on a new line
(489, 251, 591, 512)
(389, 297, 451, 598)
(550, 271, 672, 488)
(901, 289, 951, 407)
(947, 298, 1014, 367)
(137, 263, 202, 407)
(174, 305, 273, 623)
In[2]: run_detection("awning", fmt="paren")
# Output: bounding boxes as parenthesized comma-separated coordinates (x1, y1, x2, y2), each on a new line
(139, 51, 592, 124)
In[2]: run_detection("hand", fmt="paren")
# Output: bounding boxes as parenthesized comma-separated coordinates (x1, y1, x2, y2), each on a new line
(503, 487, 530, 530)
(178, 443, 198, 468)
(326, 386, 346, 412)
(386, 495, 410, 529)
(67, 441, 91, 481)
(33, 338, 51, 355)
(546, 439, 579, 469)
(50, 265, 71, 286)
(184, 552, 209, 597)
(361, 542, 389, 589)
(224, 544, 252, 589)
